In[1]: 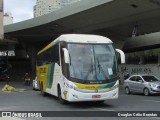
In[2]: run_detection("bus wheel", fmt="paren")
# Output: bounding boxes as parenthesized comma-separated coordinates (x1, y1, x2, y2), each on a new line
(58, 86, 66, 104)
(40, 83, 46, 96)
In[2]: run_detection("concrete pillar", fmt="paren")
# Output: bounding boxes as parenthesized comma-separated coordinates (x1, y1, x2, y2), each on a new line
(26, 44, 37, 77)
(139, 51, 145, 64)
(158, 53, 160, 65)
(0, 0, 4, 39)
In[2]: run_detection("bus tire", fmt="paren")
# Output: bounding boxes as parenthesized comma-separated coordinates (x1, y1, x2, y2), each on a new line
(58, 85, 66, 104)
(40, 82, 46, 96)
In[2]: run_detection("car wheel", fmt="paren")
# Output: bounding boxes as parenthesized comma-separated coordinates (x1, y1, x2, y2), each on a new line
(143, 88, 150, 96)
(58, 86, 67, 104)
(125, 87, 130, 94)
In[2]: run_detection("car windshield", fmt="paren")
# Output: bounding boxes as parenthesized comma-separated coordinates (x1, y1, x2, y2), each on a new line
(142, 76, 160, 82)
(68, 43, 117, 81)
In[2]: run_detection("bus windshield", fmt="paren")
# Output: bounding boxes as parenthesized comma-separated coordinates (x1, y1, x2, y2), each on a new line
(68, 43, 117, 82)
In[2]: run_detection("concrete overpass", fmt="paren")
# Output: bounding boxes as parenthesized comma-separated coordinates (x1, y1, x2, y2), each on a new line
(4, 0, 160, 48)
(3, 0, 160, 75)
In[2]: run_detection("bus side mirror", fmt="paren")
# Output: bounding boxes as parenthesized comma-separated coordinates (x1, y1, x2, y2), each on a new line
(62, 48, 70, 64)
(116, 49, 125, 64)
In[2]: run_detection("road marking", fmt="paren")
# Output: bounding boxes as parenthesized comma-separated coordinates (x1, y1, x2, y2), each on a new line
(143, 100, 160, 103)
(0, 117, 25, 120)
(93, 107, 116, 111)
(151, 117, 160, 120)
(0, 106, 19, 110)
(16, 94, 35, 97)
(16, 93, 36, 96)
(119, 94, 129, 96)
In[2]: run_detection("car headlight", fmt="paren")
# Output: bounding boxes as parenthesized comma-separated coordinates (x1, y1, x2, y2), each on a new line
(149, 83, 157, 88)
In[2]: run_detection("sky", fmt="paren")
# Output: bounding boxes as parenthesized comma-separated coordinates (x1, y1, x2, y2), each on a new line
(4, 0, 36, 23)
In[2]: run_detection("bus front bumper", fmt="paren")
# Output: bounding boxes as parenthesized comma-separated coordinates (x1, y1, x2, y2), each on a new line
(65, 87, 119, 102)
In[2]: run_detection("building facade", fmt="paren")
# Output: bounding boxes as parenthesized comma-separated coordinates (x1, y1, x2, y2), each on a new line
(34, 0, 79, 17)
(61, 0, 79, 7)
(0, 0, 3, 39)
(3, 12, 13, 25)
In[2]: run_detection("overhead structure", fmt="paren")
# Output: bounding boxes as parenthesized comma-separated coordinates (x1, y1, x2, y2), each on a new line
(123, 31, 160, 52)
(4, 0, 160, 45)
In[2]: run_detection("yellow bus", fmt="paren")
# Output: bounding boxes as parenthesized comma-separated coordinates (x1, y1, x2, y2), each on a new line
(36, 34, 125, 104)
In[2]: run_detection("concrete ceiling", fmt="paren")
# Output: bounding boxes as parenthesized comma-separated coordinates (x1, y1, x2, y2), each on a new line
(123, 31, 160, 52)
(4, 0, 160, 46)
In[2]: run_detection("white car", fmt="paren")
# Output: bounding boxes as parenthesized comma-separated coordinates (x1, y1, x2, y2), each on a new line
(33, 77, 38, 90)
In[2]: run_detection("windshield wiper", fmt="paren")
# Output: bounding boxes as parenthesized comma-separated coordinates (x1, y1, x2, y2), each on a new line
(97, 58, 100, 74)
(91, 57, 93, 74)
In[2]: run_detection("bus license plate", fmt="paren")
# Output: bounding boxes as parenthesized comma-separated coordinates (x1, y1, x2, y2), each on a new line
(92, 95, 101, 99)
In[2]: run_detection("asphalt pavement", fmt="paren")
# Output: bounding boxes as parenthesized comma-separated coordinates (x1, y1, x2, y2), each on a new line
(0, 81, 160, 120)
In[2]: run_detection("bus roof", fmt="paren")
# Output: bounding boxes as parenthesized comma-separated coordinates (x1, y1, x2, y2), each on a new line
(38, 34, 113, 55)
(58, 34, 112, 43)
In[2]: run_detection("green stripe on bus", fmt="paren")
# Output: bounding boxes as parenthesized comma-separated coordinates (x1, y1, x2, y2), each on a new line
(47, 63, 55, 88)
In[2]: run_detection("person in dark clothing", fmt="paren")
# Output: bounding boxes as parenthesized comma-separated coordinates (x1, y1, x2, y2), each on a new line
(24, 73, 31, 86)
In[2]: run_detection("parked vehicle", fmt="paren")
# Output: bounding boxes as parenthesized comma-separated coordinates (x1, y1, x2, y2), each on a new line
(33, 77, 38, 90)
(124, 75, 160, 96)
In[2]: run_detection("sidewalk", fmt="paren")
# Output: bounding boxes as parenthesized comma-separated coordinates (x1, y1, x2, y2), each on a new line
(0, 81, 32, 92)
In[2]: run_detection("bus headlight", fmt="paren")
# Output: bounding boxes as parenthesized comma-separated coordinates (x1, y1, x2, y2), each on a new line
(66, 83, 74, 89)
(66, 83, 79, 91)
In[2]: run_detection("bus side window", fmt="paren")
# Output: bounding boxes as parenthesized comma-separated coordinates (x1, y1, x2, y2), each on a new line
(37, 44, 60, 66)
(49, 44, 59, 65)
(55, 45, 60, 65)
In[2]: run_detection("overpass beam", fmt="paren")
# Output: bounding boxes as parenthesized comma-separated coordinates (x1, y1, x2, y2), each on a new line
(109, 36, 125, 49)
(158, 53, 160, 65)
